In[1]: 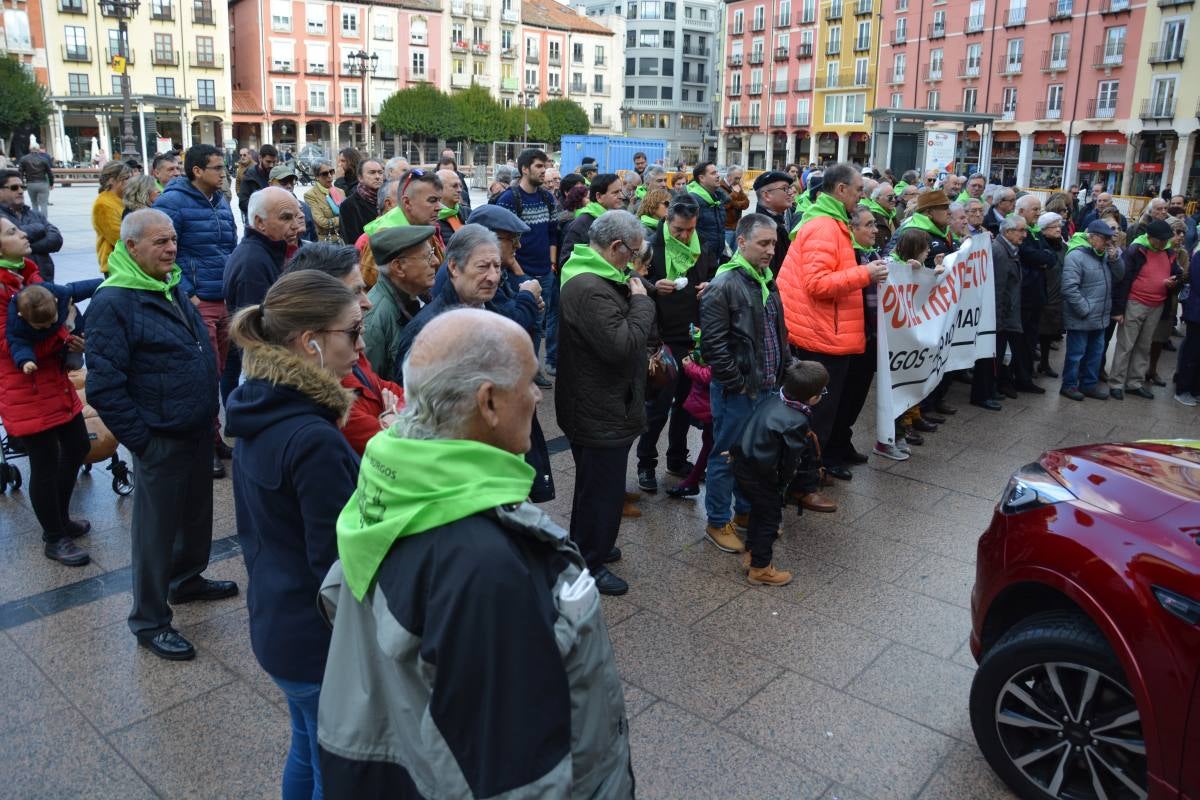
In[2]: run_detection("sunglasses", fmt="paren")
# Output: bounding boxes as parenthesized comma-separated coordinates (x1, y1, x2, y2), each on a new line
(320, 322, 364, 341)
(3, 184, 24, 191)
(318, 170, 334, 177)
(401, 168, 425, 195)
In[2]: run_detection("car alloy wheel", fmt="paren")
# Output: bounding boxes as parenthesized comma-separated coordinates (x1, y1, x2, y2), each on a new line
(970, 611, 1147, 800)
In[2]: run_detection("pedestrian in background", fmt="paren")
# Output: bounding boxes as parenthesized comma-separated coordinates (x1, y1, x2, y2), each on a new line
(92, 160, 131, 273)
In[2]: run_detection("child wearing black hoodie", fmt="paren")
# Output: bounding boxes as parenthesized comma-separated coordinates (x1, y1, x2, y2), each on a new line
(730, 359, 828, 586)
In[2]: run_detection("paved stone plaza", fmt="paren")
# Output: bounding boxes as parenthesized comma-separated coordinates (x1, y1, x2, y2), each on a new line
(0, 185, 1194, 799)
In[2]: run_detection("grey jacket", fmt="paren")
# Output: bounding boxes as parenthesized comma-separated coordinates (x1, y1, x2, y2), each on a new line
(316, 502, 634, 800)
(993, 235, 1023, 333)
(1061, 244, 1124, 331)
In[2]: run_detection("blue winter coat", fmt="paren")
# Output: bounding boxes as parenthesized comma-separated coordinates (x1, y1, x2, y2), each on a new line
(5, 278, 100, 369)
(85, 281, 218, 455)
(153, 176, 237, 302)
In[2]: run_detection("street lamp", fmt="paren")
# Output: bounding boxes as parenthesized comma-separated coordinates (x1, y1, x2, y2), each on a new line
(345, 50, 379, 154)
(517, 90, 532, 147)
(103, 0, 141, 161)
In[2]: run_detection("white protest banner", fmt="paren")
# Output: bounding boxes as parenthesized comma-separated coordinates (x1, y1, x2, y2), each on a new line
(875, 233, 996, 445)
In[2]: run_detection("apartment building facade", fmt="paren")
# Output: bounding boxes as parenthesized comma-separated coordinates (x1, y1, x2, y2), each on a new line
(576, 0, 720, 165)
(36, 0, 234, 165)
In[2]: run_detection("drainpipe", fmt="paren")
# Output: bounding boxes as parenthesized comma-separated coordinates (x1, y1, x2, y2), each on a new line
(1062, 0, 1091, 190)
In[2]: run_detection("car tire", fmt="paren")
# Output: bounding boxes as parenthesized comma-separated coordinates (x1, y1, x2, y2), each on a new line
(969, 610, 1147, 800)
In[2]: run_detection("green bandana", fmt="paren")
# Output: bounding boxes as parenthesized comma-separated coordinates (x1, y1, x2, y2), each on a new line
(791, 192, 852, 239)
(716, 252, 772, 304)
(635, 185, 647, 200)
(900, 212, 951, 240)
(437, 204, 460, 221)
(98, 241, 181, 302)
(1066, 231, 1105, 256)
(793, 191, 814, 214)
(363, 206, 410, 236)
(860, 197, 894, 223)
(664, 229, 701, 281)
(1132, 233, 1172, 251)
(575, 200, 607, 219)
(640, 214, 661, 230)
(894, 181, 909, 195)
(0, 256, 25, 271)
(336, 433, 535, 601)
(956, 191, 972, 204)
(560, 244, 629, 288)
(686, 182, 720, 206)
(1004, 213, 1039, 239)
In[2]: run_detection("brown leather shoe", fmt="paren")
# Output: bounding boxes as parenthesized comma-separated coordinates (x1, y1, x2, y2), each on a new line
(705, 522, 745, 553)
(623, 491, 642, 503)
(747, 564, 794, 586)
(622, 501, 641, 518)
(801, 492, 837, 513)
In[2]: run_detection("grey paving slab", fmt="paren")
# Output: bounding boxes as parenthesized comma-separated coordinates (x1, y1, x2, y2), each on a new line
(0, 632, 72, 736)
(844, 643, 977, 741)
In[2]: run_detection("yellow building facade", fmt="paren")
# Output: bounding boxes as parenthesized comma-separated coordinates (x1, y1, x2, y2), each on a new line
(810, 0, 878, 164)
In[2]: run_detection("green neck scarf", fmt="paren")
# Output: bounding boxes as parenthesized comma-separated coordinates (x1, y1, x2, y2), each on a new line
(793, 192, 852, 238)
(575, 200, 607, 219)
(1065, 231, 1104, 256)
(1004, 213, 1039, 239)
(664, 229, 701, 281)
(901, 212, 951, 240)
(956, 190, 972, 204)
(0, 256, 25, 271)
(363, 205, 410, 237)
(860, 197, 894, 223)
(852, 239, 869, 252)
(1132, 233, 1171, 252)
(560, 244, 629, 288)
(716, 252, 772, 304)
(99, 241, 181, 302)
(336, 433, 535, 601)
(794, 191, 814, 213)
(640, 214, 661, 230)
(686, 182, 720, 206)
(437, 204, 460, 221)
(894, 181, 909, 195)
(635, 185, 647, 200)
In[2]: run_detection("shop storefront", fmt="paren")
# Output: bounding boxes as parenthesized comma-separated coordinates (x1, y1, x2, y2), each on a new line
(847, 132, 870, 164)
(1076, 131, 1128, 193)
(1133, 133, 1174, 197)
(989, 132, 1020, 186)
(1030, 132, 1065, 188)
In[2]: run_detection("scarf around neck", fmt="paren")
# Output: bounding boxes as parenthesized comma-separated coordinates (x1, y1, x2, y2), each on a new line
(902, 212, 951, 240)
(664, 229, 701, 281)
(438, 204, 461, 221)
(560, 244, 629, 288)
(0, 256, 25, 271)
(99, 241, 181, 302)
(716, 252, 772, 304)
(363, 205, 410, 237)
(1132, 233, 1171, 251)
(795, 192, 852, 237)
(640, 214, 661, 230)
(686, 182, 720, 206)
(355, 181, 379, 211)
(860, 197, 894, 222)
(575, 200, 607, 219)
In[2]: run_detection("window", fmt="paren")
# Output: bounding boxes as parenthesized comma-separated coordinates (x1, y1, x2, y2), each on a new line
(549, 40, 561, 61)
(1150, 76, 1176, 116)
(472, 25, 485, 45)
(962, 87, 977, 111)
(661, 85, 672, 99)
(752, 66, 764, 89)
(896, 0, 907, 9)
(151, 0, 173, 19)
(773, 99, 787, 125)
(640, 31, 659, 47)
(733, 9, 744, 33)
(825, 61, 838, 85)
(1006, 38, 1023, 71)
(931, 9, 945, 35)
(1102, 26, 1125, 63)
(926, 89, 939, 109)
(797, 97, 810, 122)
(966, 42, 982, 75)
(823, 92, 866, 122)
(893, 51, 906, 79)
(374, 15, 394, 40)
(665, 1, 675, 18)
(664, 30, 675, 47)
(930, 47, 943, 77)
(967, 0, 984, 27)
(891, 91, 903, 107)
(662, 58, 674, 75)
(501, 28, 512, 49)
(641, 0, 660, 18)
(341, 9, 358, 35)
(802, 0, 816, 22)
(193, 0, 214, 23)
(64, 25, 87, 58)
(111, 76, 124, 94)
(1007, 0, 1026, 24)
(197, 36, 215, 64)
(827, 24, 841, 53)
(627, 30, 636, 47)
(731, 71, 742, 92)
(753, 4, 765, 29)
(452, 58, 464, 75)
(154, 33, 174, 63)
(779, 0, 792, 24)
(1001, 86, 1018, 118)
(1045, 84, 1063, 117)
(272, 41, 294, 71)
(854, 56, 869, 84)
(412, 17, 428, 44)
(197, 78, 216, 107)
(411, 50, 426, 75)
(107, 28, 124, 59)
(1096, 80, 1118, 117)
(270, 0, 291, 32)
(309, 86, 327, 111)
(2, 10, 31, 52)
(593, 103, 604, 124)
(595, 45, 605, 65)
(856, 20, 870, 49)
(895, 17, 907, 41)
(1160, 19, 1186, 60)
(1050, 32, 1069, 68)
(304, 4, 325, 33)
(526, 38, 538, 58)
(639, 56, 659, 75)
(638, 85, 656, 98)
(749, 101, 760, 124)
(774, 67, 788, 92)
(594, 74, 604, 92)
(526, 68, 538, 88)
(68, 73, 89, 95)
(573, 42, 584, 63)
(343, 85, 360, 111)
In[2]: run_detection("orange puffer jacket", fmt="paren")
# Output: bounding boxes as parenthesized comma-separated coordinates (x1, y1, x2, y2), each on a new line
(777, 215, 871, 355)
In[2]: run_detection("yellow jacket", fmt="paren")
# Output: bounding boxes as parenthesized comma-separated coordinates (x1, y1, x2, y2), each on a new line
(92, 190, 124, 273)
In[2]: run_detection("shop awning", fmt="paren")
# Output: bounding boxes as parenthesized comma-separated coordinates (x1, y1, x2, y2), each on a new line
(1035, 131, 1065, 146)
(993, 131, 1020, 142)
(1081, 131, 1126, 147)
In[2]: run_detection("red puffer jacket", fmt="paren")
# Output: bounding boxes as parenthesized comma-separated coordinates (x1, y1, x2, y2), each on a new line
(777, 216, 871, 355)
(339, 354, 405, 455)
(0, 258, 82, 437)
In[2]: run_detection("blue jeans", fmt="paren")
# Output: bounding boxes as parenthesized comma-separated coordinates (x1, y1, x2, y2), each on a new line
(1060, 329, 1105, 391)
(534, 272, 559, 368)
(271, 676, 324, 800)
(704, 383, 767, 526)
(724, 229, 737, 254)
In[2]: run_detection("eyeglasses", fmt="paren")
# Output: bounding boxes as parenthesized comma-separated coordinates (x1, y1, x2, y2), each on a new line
(320, 322, 364, 341)
(318, 170, 334, 177)
(3, 184, 24, 191)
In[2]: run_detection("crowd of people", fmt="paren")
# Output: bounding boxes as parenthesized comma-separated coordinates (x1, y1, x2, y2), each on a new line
(0, 141, 1197, 798)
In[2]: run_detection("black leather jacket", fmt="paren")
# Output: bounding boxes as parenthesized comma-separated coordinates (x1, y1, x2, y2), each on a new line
(698, 265, 787, 397)
(731, 394, 819, 495)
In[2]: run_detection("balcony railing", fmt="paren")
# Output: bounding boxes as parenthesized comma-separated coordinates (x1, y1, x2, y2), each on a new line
(471, 3, 489, 19)
(450, 40, 469, 53)
(855, 0, 873, 13)
(305, 63, 329, 75)
(854, 37, 871, 51)
(501, 77, 518, 92)
(773, 81, 790, 93)
(826, 2, 844, 19)
(1041, 50, 1068, 71)
(796, 43, 813, 58)
(776, 12, 792, 25)
(58, 0, 86, 14)
(795, 110, 811, 125)
(748, 51, 764, 64)
(1035, 101, 1063, 119)
(683, 46, 708, 56)
(150, 2, 174, 21)
(826, 41, 842, 55)
(957, 59, 981, 77)
(592, 115, 611, 127)
(501, 48, 516, 59)
(63, 45, 91, 62)
(472, 43, 489, 55)
(748, 83, 763, 95)
(771, 114, 788, 127)
(594, 85, 610, 96)
(817, 69, 873, 88)
(570, 82, 587, 94)
(1158, 0, 1194, 6)
(923, 64, 943, 81)
(724, 118, 756, 129)
(752, 16, 765, 30)
(728, 54, 743, 66)
(151, 49, 179, 66)
(1048, 0, 1073, 19)
(1087, 99, 1117, 118)
(195, 96, 225, 112)
(891, 30, 907, 45)
(999, 58, 1023, 75)
(192, 1, 215, 24)
(526, 51, 539, 63)
(990, 103, 1017, 120)
(928, 22, 946, 38)
(795, 77, 812, 91)
(887, 67, 906, 84)
(1099, 0, 1130, 12)
(548, 53, 561, 65)
(727, 84, 743, 97)
(188, 51, 222, 69)
(450, 73, 471, 88)
(1093, 44, 1124, 67)
(1140, 97, 1176, 119)
(270, 62, 297, 73)
(964, 15, 984, 32)
(774, 46, 790, 61)
(1147, 40, 1185, 64)
(1005, 7, 1026, 26)
(104, 46, 131, 64)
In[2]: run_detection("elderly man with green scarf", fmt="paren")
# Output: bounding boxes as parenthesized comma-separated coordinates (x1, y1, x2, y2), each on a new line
(317, 308, 633, 798)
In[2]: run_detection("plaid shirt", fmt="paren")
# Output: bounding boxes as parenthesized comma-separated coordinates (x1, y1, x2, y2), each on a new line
(762, 297, 781, 389)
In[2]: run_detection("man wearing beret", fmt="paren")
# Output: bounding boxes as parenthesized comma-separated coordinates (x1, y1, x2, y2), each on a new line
(362, 225, 438, 382)
(752, 171, 795, 274)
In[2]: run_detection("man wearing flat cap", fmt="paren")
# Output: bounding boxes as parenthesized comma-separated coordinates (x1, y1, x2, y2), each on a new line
(362, 224, 438, 382)
(752, 171, 796, 273)
(888, 188, 955, 268)
(268, 163, 317, 244)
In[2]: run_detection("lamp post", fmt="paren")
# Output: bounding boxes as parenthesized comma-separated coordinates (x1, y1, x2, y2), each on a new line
(105, 0, 141, 161)
(345, 50, 379, 154)
(518, 90, 531, 147)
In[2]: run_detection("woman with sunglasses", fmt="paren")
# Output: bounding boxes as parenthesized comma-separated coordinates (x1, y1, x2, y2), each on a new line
(304, 160, 343, 243)
(224, 270, 362, 800)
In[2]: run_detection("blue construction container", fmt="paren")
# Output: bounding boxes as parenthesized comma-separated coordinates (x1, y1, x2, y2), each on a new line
(559, 135, 669, 174)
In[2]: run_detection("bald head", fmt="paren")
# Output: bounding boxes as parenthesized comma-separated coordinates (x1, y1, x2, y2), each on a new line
(248, 186, 305, 243)
(437, 168, 462, 208)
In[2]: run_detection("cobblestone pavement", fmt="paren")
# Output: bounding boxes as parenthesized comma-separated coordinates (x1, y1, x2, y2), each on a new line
(1, 186, 1194, 798)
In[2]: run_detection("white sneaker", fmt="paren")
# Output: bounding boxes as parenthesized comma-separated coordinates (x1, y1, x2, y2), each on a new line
(897, 438, 912, 455)
(873, 441, 911, 461)
(1175, 392, 1198, 407)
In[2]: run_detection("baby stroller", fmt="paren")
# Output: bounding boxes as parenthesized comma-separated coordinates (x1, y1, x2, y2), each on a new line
(69, 370, 134, 496)
(0, 426, 23, 492)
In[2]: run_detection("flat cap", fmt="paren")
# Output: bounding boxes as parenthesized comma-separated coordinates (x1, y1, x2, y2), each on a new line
(269, 163, 296, 181)
(468, 204, 530, 235)
(753, 170, 793, 191)
(369, 225, 437, 265)
(1085, 220, 1115, 238)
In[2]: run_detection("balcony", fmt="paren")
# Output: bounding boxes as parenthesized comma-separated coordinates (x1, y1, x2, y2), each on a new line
(195, 96, 224, 112)
(817, 69, 874, 88)
(1158, 0, 1193, 6)
(887, 67, 906, 84)
(270, 62, 297, 74)
(854, 37, 871, 51)
(725, 117, 756, 130)
(471, 3, 489, 19)
(795, 110, 811, 125)
(305, 63, 330, 75)
(472, 43, 489, 56)
(1099, 0, 1130, 13)
(752, 16, 765, 31)
(776, 12, 792, 26)
(774, 46, 790, 61)
(796, 44, 813, 58)
(964, 15, 984, 33)
(1140, 97, 1176, 119)
(728, 54, 743, 66)
(151, 49, 179, 66)
(1005, 7, 1026, 26)
(748, 51, 764, 64)
(891, 31, 907, 45)
(1147, 40, 1185, 65)
(404, 68, 435, 84)
(999, 58, 1023, 75)
(1040, 50, 1068, 72)
(1086, 99, 1117, 118)
(683, 45, 708, 56)
(594, 84, 610, 95)
(1048, 0, 1072, 19)
(104, 46, 131, 64)
(795, 76, 812, 91)
(732, 23, 744, 34)
(923, 64, 943, 81)
(570, 82, 587, 94)
(957, 59, 981, 77)
(450, 0, 466, 16)
(499, 48, 516, 60)
(548, 53, 561, 66)
(727, 84, 742, 97)
(150, 2, 174, 21)
(825, 2, 844, 19)
(1035, 101, 1063, 119)
(63, 45, 91, 62)
(58, 0, 86, 14)
(592, 115, 612, 128)
(525, 51, 539, 64)
(771, 80, 789, 93)
(188, 51, 223, 69)
(855, 0, 873, 14)
(99, 1, 125, 16)
(547, 85, 562, 95)
(748, 83, 763, 95)
(991, 103, 1016, 120)
(826, 42, 842, 55)
(192, 1, 215, 24)
(502, 7, 519, 22)
(450, 73, 471, 88)
(771, 114, 788, 127)
(927, 23, 946, 39)
(1092, 44, 1123, 68)
(501, 77, 518, 92)
(451, 40, 469, 53)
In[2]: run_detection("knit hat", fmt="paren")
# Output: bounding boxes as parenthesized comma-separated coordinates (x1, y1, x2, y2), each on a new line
(1037, 212, 1063, 229)
(1146, 219, 1173, 241)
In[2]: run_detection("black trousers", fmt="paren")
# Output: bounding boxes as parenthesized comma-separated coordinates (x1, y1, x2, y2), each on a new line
(791, 347, 850, 464)
(826, 339, 876, 465)
(1015, 302, 1043, 385)
(635, 342, 692, 471)
(129, 433, 214, 638)
(13, 413, 89, 542)
(1176, 321, 1200, 394)
(569, 443, 631, 572)
(733, 461, 783, 569)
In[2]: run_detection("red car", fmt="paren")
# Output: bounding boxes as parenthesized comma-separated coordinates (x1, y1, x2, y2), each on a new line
(970, 440, 1200, 800)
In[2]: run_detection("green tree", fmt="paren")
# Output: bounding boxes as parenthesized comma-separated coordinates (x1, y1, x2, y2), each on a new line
(539, 99, 589, 147)
(0, 57, 50, 157)
(499, 106, 552, 148)
(448, 84, 504, 148)
(376, 84, 454, 140)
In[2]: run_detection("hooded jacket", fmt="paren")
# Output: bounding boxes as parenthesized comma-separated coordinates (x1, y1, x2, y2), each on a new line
(1061, 236, 1124, 331)
(153, 176, 238, 301)
(225, 344, 359, 684)
(0, 204, 62, 279)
